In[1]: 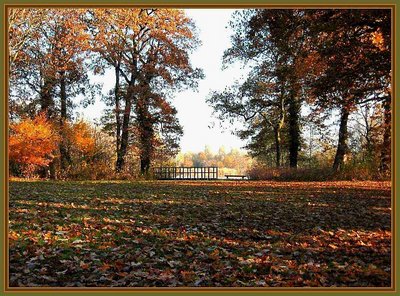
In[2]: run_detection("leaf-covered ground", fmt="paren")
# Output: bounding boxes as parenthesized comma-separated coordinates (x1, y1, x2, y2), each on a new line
(9, 180, 391, 287)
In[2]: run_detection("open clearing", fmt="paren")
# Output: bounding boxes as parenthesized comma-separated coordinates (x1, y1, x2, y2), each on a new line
(9, 180, 391, 287)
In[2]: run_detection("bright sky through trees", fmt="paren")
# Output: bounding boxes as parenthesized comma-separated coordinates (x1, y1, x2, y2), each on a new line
(77, 9, 247, 153)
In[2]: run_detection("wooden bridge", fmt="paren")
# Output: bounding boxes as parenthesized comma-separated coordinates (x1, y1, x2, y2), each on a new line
(153, 167, 218, 180)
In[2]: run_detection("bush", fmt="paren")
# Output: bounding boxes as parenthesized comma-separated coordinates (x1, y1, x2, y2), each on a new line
(247, 163, 389, 181)
(9, 113, 59, 178)
(66, 162, 112, 180)
(248, 165, 335, 181)
(336, 162, 390, 181)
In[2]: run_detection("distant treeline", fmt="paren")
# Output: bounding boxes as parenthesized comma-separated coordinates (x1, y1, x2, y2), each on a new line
(172, 147, 253, 176)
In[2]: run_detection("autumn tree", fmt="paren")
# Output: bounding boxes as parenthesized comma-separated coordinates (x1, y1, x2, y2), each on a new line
(37, 9, 95, 170)
(209, 10, 307, 168)
(8, 8, 55, 120)
(86, 9, 126, 168)
(64, 120, 115, 179)
(10, 9, 95, 119)
(210, 9, 390, 175)
(9, 8, 100, 177)
(70, 120, 96, 157)
(8, 9, 45, 77)
(89, 9, 203, 174)
(8, 9, 45, 121)
(304, 9, 391, 172)
(253, 10, 306, 168)
(209, 72, 286, 167)
(344, 102, 386, 172)
(9, 113, 59, 177)
(134, 89, 184, 174)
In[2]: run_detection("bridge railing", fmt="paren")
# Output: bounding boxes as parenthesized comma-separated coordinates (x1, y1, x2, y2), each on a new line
(153, 167, 218, 180)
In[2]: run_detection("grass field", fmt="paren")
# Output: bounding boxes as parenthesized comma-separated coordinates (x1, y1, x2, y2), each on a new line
(8, 180, 391, 287)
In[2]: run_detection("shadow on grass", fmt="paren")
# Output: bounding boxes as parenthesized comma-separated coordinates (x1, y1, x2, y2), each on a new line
(8, 180, 391, 287)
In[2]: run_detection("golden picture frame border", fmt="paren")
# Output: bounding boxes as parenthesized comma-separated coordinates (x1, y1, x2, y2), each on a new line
(1, 1, 397, 295)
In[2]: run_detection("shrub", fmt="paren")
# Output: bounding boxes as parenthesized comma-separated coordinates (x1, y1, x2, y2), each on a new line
(247, 164, 389, 181)
(9, 113, 59, 178)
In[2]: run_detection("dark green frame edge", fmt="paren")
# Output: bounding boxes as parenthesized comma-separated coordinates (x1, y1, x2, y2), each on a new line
(0, 0, 398, 295)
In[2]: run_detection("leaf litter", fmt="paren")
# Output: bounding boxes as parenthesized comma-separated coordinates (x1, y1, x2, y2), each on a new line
(9, 180, 391, 287)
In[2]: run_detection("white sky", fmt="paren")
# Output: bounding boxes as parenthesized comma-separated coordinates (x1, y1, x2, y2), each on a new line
(78, 9, 248, 154)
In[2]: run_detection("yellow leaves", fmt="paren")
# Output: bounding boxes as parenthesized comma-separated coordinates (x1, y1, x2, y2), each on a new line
(98, 242, 114, 250)
(56, 225, 65, 232)
(44, 232, 52, 241)
(356, 240, 367, 246)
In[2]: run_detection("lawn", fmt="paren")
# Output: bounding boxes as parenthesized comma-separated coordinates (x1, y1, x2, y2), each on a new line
(8, 180, 391, 287)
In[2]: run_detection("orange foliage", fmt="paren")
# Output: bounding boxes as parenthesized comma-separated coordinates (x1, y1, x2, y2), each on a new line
(71, 121, 95, 155)
(8, 9, 45, 69)
(9, 113, 59, 167)
(90, 8, 198, 84)
(9, 114, 96, 170)
(371, 30, 385, 51)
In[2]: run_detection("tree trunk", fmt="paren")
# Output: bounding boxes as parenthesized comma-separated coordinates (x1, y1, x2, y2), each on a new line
(40, 77, 54, 118)
(49, 163, 56, 179)
(288, 94, 300, 168)
(380, 96, 391, 174)
(116, 85, 134, 173)
(333, 105, 350, 172)
(137, 97, 154, 175)
(114, 63, 121, 160)
(39, 77, 56, 179)
(274, 95, 285, 168)
(60, 75, 67, 119)
(59, 74, 71, 171)
(140, 153, 151, 175)
(274, 127, 281, 168)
